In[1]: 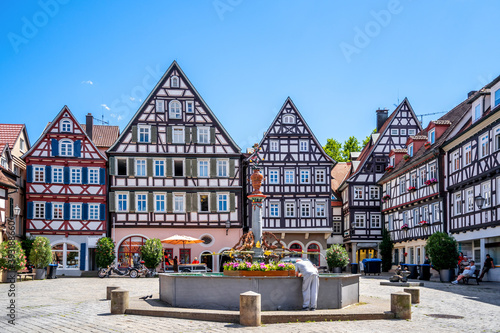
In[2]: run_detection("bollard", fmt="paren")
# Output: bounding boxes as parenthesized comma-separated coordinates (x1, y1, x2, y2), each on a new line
(391, 292, 411, 319)
(106, 286, 120, 300)
(403, 288, 420, 304)
(239, 291, 261, 326)
(110, 289, 129, 314)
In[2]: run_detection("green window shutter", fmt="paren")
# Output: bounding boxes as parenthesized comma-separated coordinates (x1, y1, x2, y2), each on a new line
(210, 159, 217, 177)
(167, 193, 173, 213)
(132, 126, 137, 142)
(192, 127, 197, 143)
(185, 159, 191, 177)
(230, 193, 236, 212)
(129, 192, 135, 212)
(192, 159, 198, 177)
(185, 127, 191, 144)
(186, 193, 192, 212)
(166, 158, 173, 177)
(167, 127, 172, 144)
(210, 193, 217, 213)
(151, 126, 157, 144)
(109, 157, 115, 176)
(147, 158, 153, 176)
(192, 193, 198, 212)
(109, 192, 115, 212)
(128, 158, 135, 176)
(148, 192, 154, 212)
(210, 127, 216, 144)
(229, 159, 235, 177)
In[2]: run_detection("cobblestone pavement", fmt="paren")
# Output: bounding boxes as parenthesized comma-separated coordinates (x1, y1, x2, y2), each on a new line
(1, 274, 499, 333)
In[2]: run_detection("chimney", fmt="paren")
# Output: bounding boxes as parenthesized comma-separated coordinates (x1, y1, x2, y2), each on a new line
(376, 109, 389, 133)
(86, 113, 93, 141)
(468, 91, 477, 99)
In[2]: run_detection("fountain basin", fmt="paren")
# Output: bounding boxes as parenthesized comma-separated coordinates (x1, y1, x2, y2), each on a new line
(159, 273, 360, 311)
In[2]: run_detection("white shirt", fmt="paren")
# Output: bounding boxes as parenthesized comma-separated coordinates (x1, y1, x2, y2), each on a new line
(295, 260, 318, 278)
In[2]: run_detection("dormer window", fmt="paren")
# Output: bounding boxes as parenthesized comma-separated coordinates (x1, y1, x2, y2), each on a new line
(408, 143, 414, 157)
(61, 120, 72, 132)
(495, 89, 500, 107)
(171, 76, 179, 88)
(169, 100, 182, 119)
(283, 115, 295, 124)
(474, 104, 481, 121)
(390, 156, 395, 166)
(429, 129, 435, 144)
(1, 157, 7, 169)
(138, 125, 150, 143)
(60, 139, 73, 156)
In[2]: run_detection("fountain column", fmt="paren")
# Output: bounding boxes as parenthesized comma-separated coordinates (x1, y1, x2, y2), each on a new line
(248, 168, 266, 261)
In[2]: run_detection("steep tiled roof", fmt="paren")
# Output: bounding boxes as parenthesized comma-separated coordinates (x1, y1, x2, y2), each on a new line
(0, 167, 17, 189)
(0, 124, 24, 148)
(331, 162, 352, 193)
(81, 125, 120, 149)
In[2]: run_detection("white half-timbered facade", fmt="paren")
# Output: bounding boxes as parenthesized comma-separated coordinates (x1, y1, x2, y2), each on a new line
(23, 106, 109, 276)
(107, 61, 244, 272)
(247, 98, 335, 267)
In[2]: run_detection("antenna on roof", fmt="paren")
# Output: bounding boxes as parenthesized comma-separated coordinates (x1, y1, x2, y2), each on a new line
(416, 111, 446, 125)
(93, 116, 109, 125)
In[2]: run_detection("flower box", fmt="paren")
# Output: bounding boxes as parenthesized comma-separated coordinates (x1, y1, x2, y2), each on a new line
(382, 194, 391, 202)
(385, 166, 394, 172)
(403, 154, 410, 161)
(401, 224, 409, 230)
(223, 270, 295, 277)
(425, 178, 438, 186)
(424, 142, 431, 149)
(419, 220, 429, 226)
(407, 186, 416, 192)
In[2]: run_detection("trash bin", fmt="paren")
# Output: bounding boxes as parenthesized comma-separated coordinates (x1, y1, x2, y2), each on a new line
(47, 264, 58, 279)
(351, 263, 359, 274)
(402, 264, 419, 279)
(419, 264, 431, 280)
(362, 258, 382, 275)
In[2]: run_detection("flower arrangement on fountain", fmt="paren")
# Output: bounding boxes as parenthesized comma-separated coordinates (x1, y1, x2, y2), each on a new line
(248, 143, 264, 168)
(223, 261, 295, 272)
(425, 178, 438, 186)
(419, 220, 429, 226)
(382, 194, 391, 202)
(407, 186, 416, 192)
(385, 165, 394, 172)
(326, 244, 350, 269)
(401, 224, 409, 230)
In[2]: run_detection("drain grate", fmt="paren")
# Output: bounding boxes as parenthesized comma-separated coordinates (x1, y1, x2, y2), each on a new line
(426, 314, 464, 319)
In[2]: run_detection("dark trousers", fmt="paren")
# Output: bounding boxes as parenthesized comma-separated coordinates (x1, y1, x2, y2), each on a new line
(479, 267, 490, 279)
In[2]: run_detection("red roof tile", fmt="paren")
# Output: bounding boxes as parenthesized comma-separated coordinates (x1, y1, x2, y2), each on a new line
(0, 167, 17, 189)
(331, 162, 352, 192)
(81, 125, 120, 148)
(0, 124, 24, 148)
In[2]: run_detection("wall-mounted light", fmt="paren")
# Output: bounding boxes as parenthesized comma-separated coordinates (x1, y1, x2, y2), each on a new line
(225, 220, 231, 235)
(474, 196, 485, 209)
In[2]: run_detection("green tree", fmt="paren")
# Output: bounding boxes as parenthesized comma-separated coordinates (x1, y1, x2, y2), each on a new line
(363, 128, 377, 147)
(425, 232, 459, 270)
(29, 236, 52, 269)
(379, 228, 393, 272)
(323, 138, 344, 162)
(341, 136, 361, 162)
(140, 238, 163, 269)
(96, 237, 116, 269)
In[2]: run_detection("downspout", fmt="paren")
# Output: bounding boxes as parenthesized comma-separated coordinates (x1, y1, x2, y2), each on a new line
(437, 148, 447, 233)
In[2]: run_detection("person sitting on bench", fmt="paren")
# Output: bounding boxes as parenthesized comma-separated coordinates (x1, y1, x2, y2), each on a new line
(452, 260, 476, 284)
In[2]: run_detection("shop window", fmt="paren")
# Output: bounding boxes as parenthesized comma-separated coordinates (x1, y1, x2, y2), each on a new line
(289, 243, 302, 258)
(307, 244, 320, 266)
(118, 236, 147, 267)
(52, 243, 79, 269)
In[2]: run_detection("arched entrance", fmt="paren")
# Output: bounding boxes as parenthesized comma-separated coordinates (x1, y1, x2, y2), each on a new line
(219, 253, 231, 272)
(307, 243, 320, 266)
(200, 251, 213, 272)
(118, 236, 147, 267)
(289, 243, 303, 258)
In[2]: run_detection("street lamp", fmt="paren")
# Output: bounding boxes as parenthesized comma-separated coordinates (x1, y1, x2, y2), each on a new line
(13, 205, 21, 237)
(474, 196, 485, 209)
(225, 220, 231, 235)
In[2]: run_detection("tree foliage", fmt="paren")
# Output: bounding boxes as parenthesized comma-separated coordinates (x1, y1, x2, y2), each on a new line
(96, 237, 116, 269)
(29, 236, 52, 269)
(425, 232, 459, 270)
(324, 129, 375, 162)
(140, 238, 163, 269)
(363, 128, 377, 147)
(0, 240, 26, 271)
(379, 228, 393, 272)
(323, 138, 344, 162)
(342, 136, 361, 162)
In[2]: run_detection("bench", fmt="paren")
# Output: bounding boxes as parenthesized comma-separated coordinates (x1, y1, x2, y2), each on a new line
(17, 268, 36, 281)
(462, 267, 480, 285)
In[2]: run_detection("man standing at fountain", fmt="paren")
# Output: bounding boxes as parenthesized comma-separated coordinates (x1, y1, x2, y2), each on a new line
(295, 259, 319, 311)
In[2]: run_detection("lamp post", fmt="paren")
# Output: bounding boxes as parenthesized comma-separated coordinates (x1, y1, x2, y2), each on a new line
(225, 220, 231, 235)
(13, 205, 21, 237)
(474, 196, 485, 209)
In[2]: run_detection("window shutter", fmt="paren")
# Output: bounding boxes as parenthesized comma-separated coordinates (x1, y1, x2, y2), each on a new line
(109, 157, 115, 176)
(64, 167, 70, 184)
(109, 192, 115, 212)
(191, 193, 198, 212)
(192, 159, 198, 177)
(64, 203, 70, 220)
(147, 158, 153, 176)
(229, 159, 235, 177)
(45, 202, 52, 220)
(51, 139, 59, 156)
(210, 127, 216, 144)
(210, 193, 217, 213)
(128, 158, 135, 176)
(74, 140, 81, 157)
(129, 192, 135, 212)
(151, 126, 157, 144)
(192, 127, 197, 144)
(80, 243, 86, 271)
(45, 165, 51, 184)
(100, 204, 105, 221)
(167, 127, 172, 144)
(27, 165, 33, 183)
(167, 193, 173, 213)
(82, 167, 88, 184)
(210, 159, 217, 177)
(166, 158, 173, 177)
(82, 203, 88, 220)
(148, 192, 154, 212)
(186, 193, 192, 212)
(99, 168, 106, 185)
(185, 159, 191, 177)
(27, 202, 33, 219)
(132, 126, 137, 142)
(230, 193, 236, 212)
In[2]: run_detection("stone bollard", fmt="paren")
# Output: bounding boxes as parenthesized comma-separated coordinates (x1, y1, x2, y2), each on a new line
(403, 288, 420, 304)
(106, 286, 120, 300)
(110, 289, 129, 314)
(240, 291, 261, 326)
(391, 292, 411, 319)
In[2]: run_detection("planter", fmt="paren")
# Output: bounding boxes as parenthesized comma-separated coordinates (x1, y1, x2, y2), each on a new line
(1, 271, 17, 283)
(223, 270, 295, 277)
(332, 267, 343, 273)
(439, 269, 454, 282)
(35, 268, 46, 280)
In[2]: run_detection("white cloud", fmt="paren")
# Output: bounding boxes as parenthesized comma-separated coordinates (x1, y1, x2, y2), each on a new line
(101, 104, 110, 110)
(129, 97, 135, 101)
(117, 115, 123, 121)
(109, 113, 117, 118)
(81, 80, 93, 85)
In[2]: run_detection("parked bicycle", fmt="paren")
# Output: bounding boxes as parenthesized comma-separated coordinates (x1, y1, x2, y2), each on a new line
(98, 262, 134, 278)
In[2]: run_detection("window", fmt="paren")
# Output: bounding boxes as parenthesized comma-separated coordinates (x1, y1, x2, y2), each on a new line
(315, 170, 325, 184)
(429, 163, 437, 180)
(70, 204, 81, 220)
(495, 89, 500, 107)
(408, 129, 416, 136)
(33, 166, 44, 182)
(466, 188, 474, 212)
(289, 243, 302, 258)
(186, 101, 194, 113)
(401, 129, 407, 136)
(218, 193, 228, 212)
(154, 160, 165, 177)
(369, 186, 379, 199)
(198, 127, 210, 144)
(34, 202, 45, 219)
(454, 193, 463, 215)
(117, 236, 146, 267)
(410, 172, 417, 188)
(300, 202, 311, 217)
(390, 156, 395, 167)
(333, 221, 341, 233)
(117, 159, 127, 176)
(429, 129, 435, 144)
(70, 168, 81, 184)
(61, 120, 72, 132)
(421, 206, 429, 223)
(408, 143, 413, 157)
(402, 211, 408, 226)
(269, 169, 279, 184)
(419, 167, 427, 186)
(198, 160, 209, 177)
(494, 126, 500, 152)
(20, 138, 25, 152)
(155, 194, 166, 212)
(391, 129, 398, 135)
(199, 194, 209, 212)
(285, 202, 295, 217)
(307, 244, 320, 266)
(136, 159, 146, 177)
(283, 115, 295, 124)
(174, 194, 185, 212)
(60, 140, 73, 156)
(171, 76, 179, 88)
(1, 158, 7, 169)
(399, 177, 406, 194)
(354, 186, 363, 200)
(284, 170, 294, 184)
(270, 140, 278, 152)
(432, 203, 440, 222)
(88, 168, 99, 184)
(52, 243, 80, 269)
(371, 214, 381, 228)
(217, 160, 228, 177)
(474, 104, 481, 121)
(464, 143, 472, 165)
(155, 99, 164, 113)
(173, 160, 184, 177)
(453, 151, 460, 171)
(270, 202, 279, 217)
(299, 140, 308, 152)
(354, 214, 365, 228)
(173, 127, 184, 144)
(136, 193, 147, 212)
(89, 204, 99, 220)
(316, 202, 326, 217)
(479, 134, 489, 158)
(412, 208, 419, 226)
(117, 193, 128, 212)
(169, 100, 182, 119)
(388, 214, 393, 231)
(300, 170, 310, 184)
(53, 203, 63, 220)
(138, 125, 150, 143)
(482, 182, 491, 208)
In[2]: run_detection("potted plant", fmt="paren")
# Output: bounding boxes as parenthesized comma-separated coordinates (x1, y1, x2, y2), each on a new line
(401, 224, 409, 230)
(326, 244, 349, 273)
(425, 232, 459, 282)
(385, 165, 394, 172)
(424, 142, 431, 149)
(419, 220, 429, 226)
(29, 236, 52, 280)
(407, 186, 416, 192)
(140, 238, 163, 276)
(0, 240, 26, 283)
(96, 237, 116, 269)
(382, 194, 391, 202)
(425, 178, 438, 186)
(403, 154, 410, 161)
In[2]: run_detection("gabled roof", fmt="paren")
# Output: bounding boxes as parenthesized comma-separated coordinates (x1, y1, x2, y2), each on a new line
(81, 124, 119, 149)
(331, 162, 351, 194)
(108, 61, 241, 153)
(0, 167, 17, 189)
(0, 124, 26, 149)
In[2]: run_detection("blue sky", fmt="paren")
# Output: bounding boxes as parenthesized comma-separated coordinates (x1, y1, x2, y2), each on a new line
(1, 1, 499, 151)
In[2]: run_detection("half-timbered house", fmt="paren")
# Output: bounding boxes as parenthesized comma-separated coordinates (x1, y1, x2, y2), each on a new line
(329, 162, 351, 246)
(107, 61, 244, 272)
(443, 76, 500, 281)
(23, 107, 112, 276)
(246, 98, 335, 267)
(338, 99, 422, 265)
(378, 99, 470, 268)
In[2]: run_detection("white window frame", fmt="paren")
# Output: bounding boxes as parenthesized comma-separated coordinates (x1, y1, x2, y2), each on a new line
(138, 125, 151, 143)
(371, 214, 381, 228)
(136, 193, 147, 212)
(408, 143, 414, 157)
(61, 120, 72, 132)
(197, 127, 210, 144)
(432, 203, 440, 222)
(154, 159, 165, 177)
(198, 159, 209, 178)
(89, 203, 99, 220)
(464, 143, 472, 166)
(283, 115, 295, 124)
(174, 193, 185, 213)
(217, 193, 229, 212)
(186, 100, 194, 113)
(399, 177, 406, 194)
(429, 129, 435, 144)
(59, 139, 73, 157)
(354, 186, 363, 200)
(171, 76, 179, 88)
(315, 169, 326, 184)
(354, 214, 365, 228)
(412, 208, 419, 226)
(70, 203, 82, 220)
(169, 100, 182, 119)
(217, 159, 228, 177)
(316, 202, 326, 217)
(466, 188, 474, 212)
(155, 193, 166, 212)
(34, 202, 45, 219)
(482, 182, 491, 208)
(284, 170, 294, 184)
(391, 129, 398, 135)
(419, 167, 427, 187)
(116, 193, 128, 212)
(136, 159, 146, 177)
(453, 151, 460, 172)
(70, 167, 82, 184)
(285, 202, 295, 217)
(300, 169, 310, 184)
(172, 126, 185, 144)
(52, 203, 63, 220)
(429, 163, 437, 180)
(401, 129, 407, 136)
(388, 214, 394, 231)
(269, 169, 279, 184)
(474, 103, 481, 121)
(454, 193, 462, 215)
(479, 133, 490, 159)
(155, 99, 164, 113)
(421, 206, 429, 223)
(270, 140, 279, 152)
(33, 165, 45, 183)
(299, 140, 308, 152)
(88, 167, 99, 185)
(369, 186, 379, 199)
(270, 202, 280, 217)
(408, 129, 416, 136)
(300, 202, 311, 217)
